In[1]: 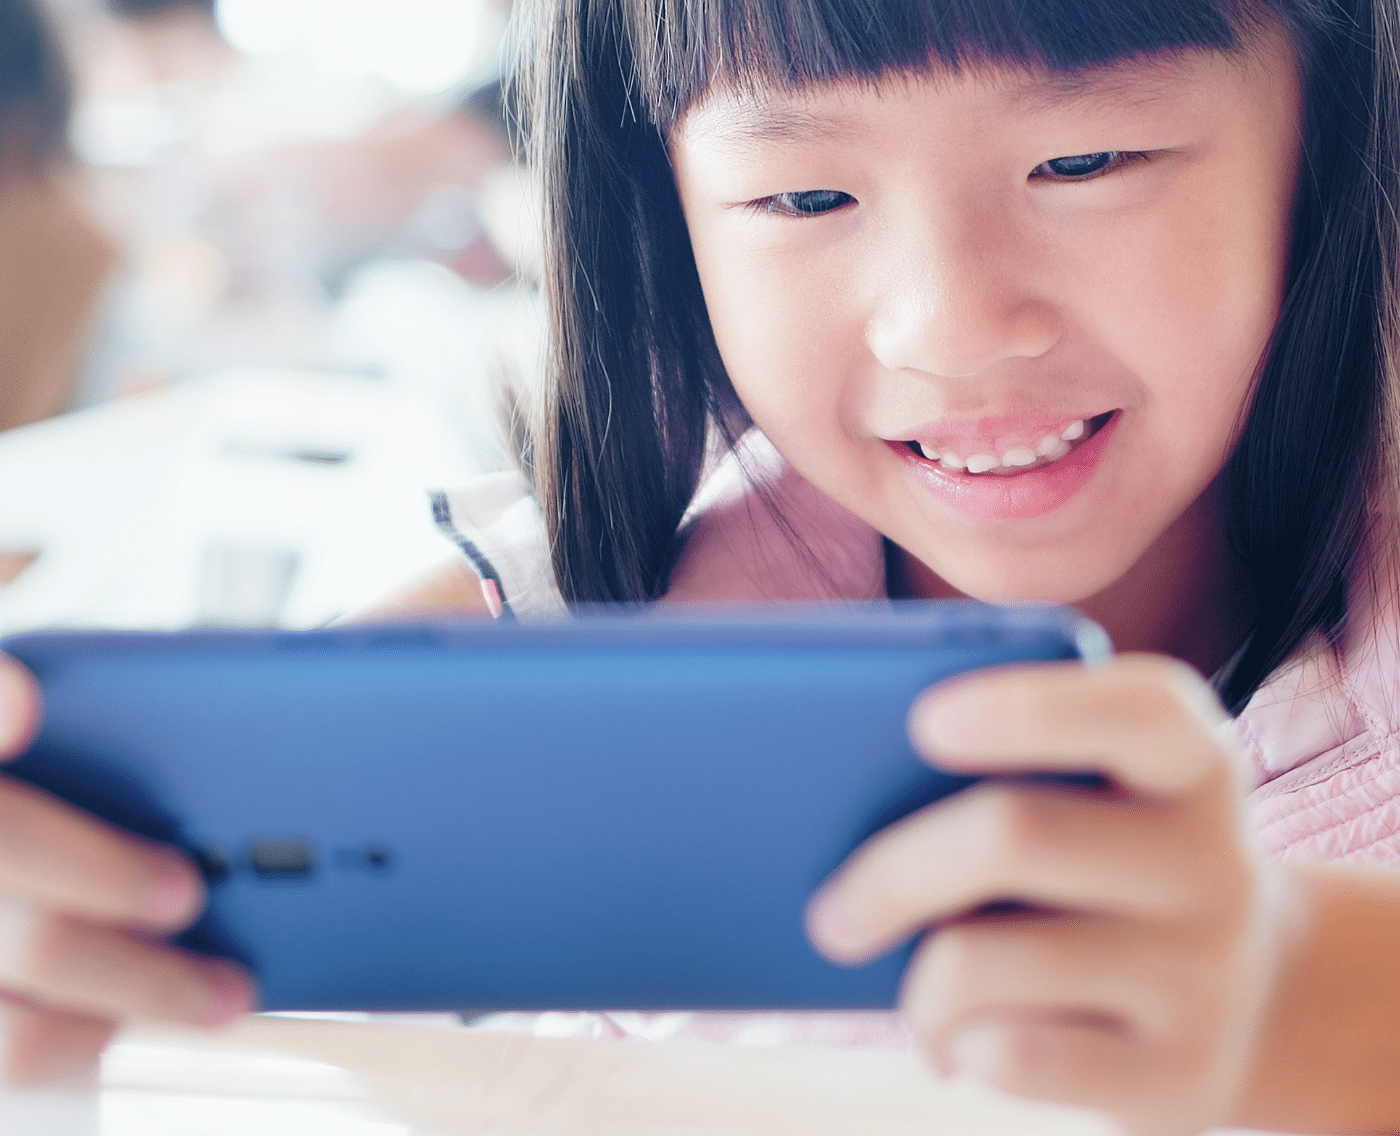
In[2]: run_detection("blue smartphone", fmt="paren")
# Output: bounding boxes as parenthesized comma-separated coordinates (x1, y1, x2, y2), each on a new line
(1, 602, 1108, 1012)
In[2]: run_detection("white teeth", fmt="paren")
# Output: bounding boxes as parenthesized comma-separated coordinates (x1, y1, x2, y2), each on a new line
(912, 417, 1092, 475)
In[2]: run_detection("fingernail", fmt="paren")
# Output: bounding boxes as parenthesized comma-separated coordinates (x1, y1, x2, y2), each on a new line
(144, 854, 199, 924)
(914, 685, 986, 751)
(197, 964, 254, 1026)
(807, 890, 860, 957)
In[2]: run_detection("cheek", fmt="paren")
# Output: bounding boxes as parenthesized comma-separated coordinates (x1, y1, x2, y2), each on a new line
(1086, 184, 1289, 463)
(695, 238, 866, 439)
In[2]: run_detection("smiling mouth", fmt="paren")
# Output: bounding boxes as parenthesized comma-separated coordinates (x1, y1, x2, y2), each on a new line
(904, 411, 1117, 476)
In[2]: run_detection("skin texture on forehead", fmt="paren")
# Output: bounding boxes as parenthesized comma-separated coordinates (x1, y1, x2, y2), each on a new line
(669, 29, 1302, 670)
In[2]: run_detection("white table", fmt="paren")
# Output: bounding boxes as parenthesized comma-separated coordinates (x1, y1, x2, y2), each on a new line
(0, 368, 481, 634)
(0, 1012, 1304, 1136)
(9, 1013, 1119, 1136)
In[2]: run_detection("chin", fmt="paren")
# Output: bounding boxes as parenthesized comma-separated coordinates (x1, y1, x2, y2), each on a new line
(924, 549, 1134, 609)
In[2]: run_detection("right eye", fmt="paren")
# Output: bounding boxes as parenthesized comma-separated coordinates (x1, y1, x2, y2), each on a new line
(758, 190, 855, 217)
(1040, 152, 1117, 178)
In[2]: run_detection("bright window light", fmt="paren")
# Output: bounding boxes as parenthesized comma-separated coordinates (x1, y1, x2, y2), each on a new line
(215, 0, 488, 94)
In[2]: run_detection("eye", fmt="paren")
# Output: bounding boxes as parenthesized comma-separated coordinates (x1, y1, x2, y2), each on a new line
(1032, 151, 1132, 181)
(757, 189, 855, 217)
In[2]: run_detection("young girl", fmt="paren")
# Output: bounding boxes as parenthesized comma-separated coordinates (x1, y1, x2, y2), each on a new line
(3, 0, 1400, 1132)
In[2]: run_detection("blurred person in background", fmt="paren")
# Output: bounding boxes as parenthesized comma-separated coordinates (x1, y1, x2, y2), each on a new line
(44, 0, 529, 411)
(0, 0, 115, 431)
(0, 0, 536, 632)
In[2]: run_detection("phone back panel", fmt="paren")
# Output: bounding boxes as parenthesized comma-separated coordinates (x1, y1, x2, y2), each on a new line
(3, 603, 1108, 1011)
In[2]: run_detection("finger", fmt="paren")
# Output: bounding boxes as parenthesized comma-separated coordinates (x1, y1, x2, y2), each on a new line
(934, 1014, 1194, 1132)
(0, 991, 116, 1086)
(909, 654, 1229, 797)
(0, 899, 254, 1026)
(808, 780, 1249, 962)
(903, 921, 1228, 1133)
(0, 656, 39, 760)
(0, 777, 203, 929)
(902, 915, 1182, 1057)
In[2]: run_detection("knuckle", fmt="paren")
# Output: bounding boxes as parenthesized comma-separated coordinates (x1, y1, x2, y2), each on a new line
(970, 787, 1042, 871)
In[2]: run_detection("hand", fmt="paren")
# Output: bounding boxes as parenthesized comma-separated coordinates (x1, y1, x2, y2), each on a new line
(806, 654, 1289, 1136)
(0, 655, 253, 1084)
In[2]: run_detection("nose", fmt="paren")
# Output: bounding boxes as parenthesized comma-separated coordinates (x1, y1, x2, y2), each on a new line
(865, 212, 1062, 379)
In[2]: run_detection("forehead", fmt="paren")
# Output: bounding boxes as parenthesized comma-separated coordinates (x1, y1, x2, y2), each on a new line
(675, 50, 1244, 147)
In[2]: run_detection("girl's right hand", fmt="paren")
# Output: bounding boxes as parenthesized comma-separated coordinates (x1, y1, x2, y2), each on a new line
(0, 655, 253, 1084)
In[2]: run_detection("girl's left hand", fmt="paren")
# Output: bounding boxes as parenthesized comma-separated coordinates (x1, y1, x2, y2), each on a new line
(806, 654, 1290, 1136)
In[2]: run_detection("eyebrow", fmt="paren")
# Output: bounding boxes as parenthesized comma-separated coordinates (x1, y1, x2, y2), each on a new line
(1002, 56, 1201, 114)
(681, 103, 866, 147)
(681, 58, 1201, 147)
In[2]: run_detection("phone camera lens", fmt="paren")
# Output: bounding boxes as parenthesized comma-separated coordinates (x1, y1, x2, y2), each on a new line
(247, 838, 317, 879)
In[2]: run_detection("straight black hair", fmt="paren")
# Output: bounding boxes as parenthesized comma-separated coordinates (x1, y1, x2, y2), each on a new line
(519, 0, 1400, 712)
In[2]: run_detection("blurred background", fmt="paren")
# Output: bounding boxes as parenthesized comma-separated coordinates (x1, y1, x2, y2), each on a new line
(0, 0, 539, 632)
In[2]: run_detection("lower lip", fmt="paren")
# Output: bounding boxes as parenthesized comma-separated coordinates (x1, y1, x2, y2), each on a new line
(895, 413, 1120, 521)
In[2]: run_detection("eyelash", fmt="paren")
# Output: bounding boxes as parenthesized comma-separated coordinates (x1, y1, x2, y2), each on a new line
(1030, 150, 1151, 181)
(750, 151, 1152, 217)
(754, 189, 856, 218)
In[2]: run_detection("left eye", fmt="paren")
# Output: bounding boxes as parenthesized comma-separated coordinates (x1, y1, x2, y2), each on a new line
(1034, 151, 1120, 179)
(760, 189, 855, 216)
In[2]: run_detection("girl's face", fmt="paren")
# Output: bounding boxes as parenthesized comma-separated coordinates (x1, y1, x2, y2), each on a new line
(670, 32, 1303, 605)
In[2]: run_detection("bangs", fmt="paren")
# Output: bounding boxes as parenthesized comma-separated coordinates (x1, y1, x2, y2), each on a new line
(623, 0, 1307, 129)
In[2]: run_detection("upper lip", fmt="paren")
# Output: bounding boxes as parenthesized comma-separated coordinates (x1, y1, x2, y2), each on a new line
(890, 411, 1115, 454)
